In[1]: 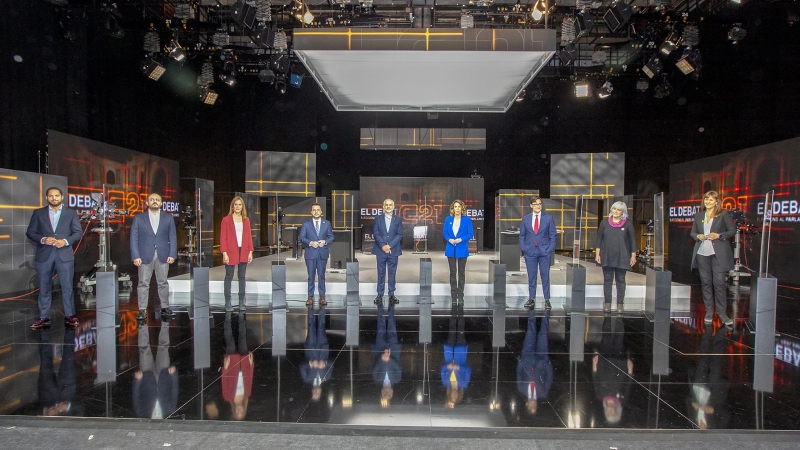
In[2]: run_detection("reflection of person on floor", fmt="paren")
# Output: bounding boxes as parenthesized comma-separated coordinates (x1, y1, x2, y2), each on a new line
(516, 309, 553, 415)
(686, 325, 730, 429)
(592, 316, 633, 425)
(373, 303, 402, 407)
(39, 329, 80, 416)
(441, 303, 471, 408)
(222, 313, 253, 421)
(133, 322, 178, 419)
(301, 306, 333, 402)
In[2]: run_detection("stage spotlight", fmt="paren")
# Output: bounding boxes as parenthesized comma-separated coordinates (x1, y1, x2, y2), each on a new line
(212, 31, 230, 48)
(558, 44, 578, 65)
(603, 1, 632, 32)
(460, 14, 474, 28)
(275, 75, 287, 94)
(166, 41, 186, 62)
(676, 49, 702, 75)
(728, 24, 747, 44)
(636, 78, 649, 92)
(658, 32, 679, 58)
(273, 30, 288, 50)
(574, 82, 590, 98)
(259, 68, 276, 83)
(531, 0, 547, 22)
(141, 57, 166, 81)
(597, 81, 613, 98)
(683, 24, 700, 47)
(575, 11, 594, 37)
(642, 55, 663, 78)
(516, 89, 526, 102)
(219, 60, 236, 86)
(270, 54, 290, 74)
(561, 17, 576, 43)
(199, 87, 218, 105)
(99, 3, 125, 39)
(654, 78, 672, 98)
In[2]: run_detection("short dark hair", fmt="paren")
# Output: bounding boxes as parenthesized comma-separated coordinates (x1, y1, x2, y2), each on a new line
(45, 187, 63, 197)
(311, 202, 322, 209)
(530, 196, 542, 205)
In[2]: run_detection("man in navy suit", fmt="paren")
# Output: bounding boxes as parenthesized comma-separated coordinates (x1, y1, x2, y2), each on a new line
(26, 187, 83, 330)
(516, 309, 553, 415)
(130, 193, 177, 321)
(299, 203, 334, 307)
(372, 198, 403, 305)
(373, 302, 402, 406)
(519, 196, 556, 310)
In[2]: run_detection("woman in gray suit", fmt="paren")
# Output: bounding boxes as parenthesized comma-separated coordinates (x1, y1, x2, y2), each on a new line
(690, 191, 735, 327)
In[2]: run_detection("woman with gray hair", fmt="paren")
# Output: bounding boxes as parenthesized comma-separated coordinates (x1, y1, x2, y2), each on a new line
(595, 201, 638, 313)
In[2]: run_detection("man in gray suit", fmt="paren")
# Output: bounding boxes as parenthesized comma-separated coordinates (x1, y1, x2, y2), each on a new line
(131, 193, 177, 321)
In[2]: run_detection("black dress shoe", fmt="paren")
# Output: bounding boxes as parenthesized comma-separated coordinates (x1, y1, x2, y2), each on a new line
(374, 296, 383, 306)
(136, 309, 147, 321)
(544, 299, 552, 311)
(160, 307, 176, 317)
(389, 295, 399, 305)
(524, 299, 535, 309)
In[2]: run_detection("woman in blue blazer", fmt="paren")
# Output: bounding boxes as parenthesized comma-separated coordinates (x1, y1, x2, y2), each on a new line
(443, 199, 474, 303)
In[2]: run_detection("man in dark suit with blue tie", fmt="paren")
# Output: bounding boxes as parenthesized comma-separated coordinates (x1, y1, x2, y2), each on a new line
(519, 196, 556, 310)
(373, 198, 403, 306)
(130, 193, 177, 321)
(299, 203, 334, 307)
(26, 187, 83, 330)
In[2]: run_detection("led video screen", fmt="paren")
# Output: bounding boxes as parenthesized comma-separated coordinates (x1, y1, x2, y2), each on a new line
(245, 151, 316, 197)
(550, 152, 625, 199)
(668, 138, 800, 284)
(360, 177, 484, 251)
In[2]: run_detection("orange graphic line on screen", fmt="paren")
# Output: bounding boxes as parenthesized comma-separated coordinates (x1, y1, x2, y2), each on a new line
(0, 175, 18, 180)
(245, 180, 313, 185)
(0, 235, 9, 239)
(0, 205, 39, 209)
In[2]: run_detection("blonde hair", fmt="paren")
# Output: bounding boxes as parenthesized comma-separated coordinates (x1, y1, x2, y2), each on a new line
(450, 199, 466, 216)
(703, 191, 722, 218)
(229, 196, 248, 219)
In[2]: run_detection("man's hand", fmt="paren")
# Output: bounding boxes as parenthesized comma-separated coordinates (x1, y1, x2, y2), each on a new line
(44, 237, 57, 246)
(133, 258, 142, 267)
(167, 257, 175, 264)
(316, 240, 326, 247)
(382, 244, 391, 254)
(54, 239, 66, 248)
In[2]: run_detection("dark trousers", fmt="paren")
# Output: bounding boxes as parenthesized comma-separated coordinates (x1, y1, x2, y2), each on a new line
(447, 257, 468, 299)
(224, 260, 247, 306)
(602, 267, 628, 304)
(448, 303, 466, 347)
(224, 313, 248, 356)
(305, 257, 328, 297)
(305, 307, 329, 361)
(376, 304, 398, 350)
(696, 254, 729, 319)
(524, 253, 551, 300)
(522, 309, 550, 357)
(36, 249, 76, 319)
(376, 252, 398, 296)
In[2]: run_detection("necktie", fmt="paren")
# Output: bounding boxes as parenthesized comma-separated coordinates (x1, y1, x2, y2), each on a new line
(450, 370, 457, 383)
(534, 214, 539, 234)
(529, 382, 536, 399)
(315, 220, 320, 235)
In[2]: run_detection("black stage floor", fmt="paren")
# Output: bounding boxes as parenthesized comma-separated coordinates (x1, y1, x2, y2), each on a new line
(1, 279, 799, 431)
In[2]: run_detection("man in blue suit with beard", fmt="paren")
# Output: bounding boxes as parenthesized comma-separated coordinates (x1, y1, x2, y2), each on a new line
(299, 203, 334, 307)
(26, 187, 83, 330)
(373, 198, 403, 306)
(519, 196, 556, 310)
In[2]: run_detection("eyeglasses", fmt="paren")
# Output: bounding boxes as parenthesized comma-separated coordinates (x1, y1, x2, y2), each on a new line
(531, 203, 543, 206)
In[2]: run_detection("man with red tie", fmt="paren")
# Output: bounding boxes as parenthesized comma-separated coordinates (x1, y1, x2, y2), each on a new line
(299, 203, 334, 307)
(519, 196, 557, 310)
(516, 308, 552, 414)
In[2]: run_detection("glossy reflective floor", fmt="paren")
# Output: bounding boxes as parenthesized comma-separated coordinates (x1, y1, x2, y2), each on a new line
(2, 280, 799, 430)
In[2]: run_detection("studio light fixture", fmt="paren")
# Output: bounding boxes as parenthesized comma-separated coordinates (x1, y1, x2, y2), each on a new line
(558, 44, 578, 65)
(574, 82, 590, 98)
(676, 49, 702, 76)
(636, 78, 649, 92)
(167, 40, 186, 62)
(259, 68, 276, 83)
(531, 0, 547, 22)
(642, 55, 663, 78)
(141, 57, 166, 81)
(143, 29, 160, 53)
(654, 77, 672, 98)
(219, 60, 237, 86)
(199, 87, 219, 105)
(728, 24, 747, 44)
(275, 75, 287, 94)
(597, 80, 613, 98)
(658, 32, 680, 58)
(460, 14, 475, 28)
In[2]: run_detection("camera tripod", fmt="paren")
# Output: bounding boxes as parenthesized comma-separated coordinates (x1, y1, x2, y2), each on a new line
(77, 195, 132, 293)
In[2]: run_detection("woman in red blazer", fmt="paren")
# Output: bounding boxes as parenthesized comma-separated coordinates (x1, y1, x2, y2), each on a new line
(220, 196, 254, 312)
